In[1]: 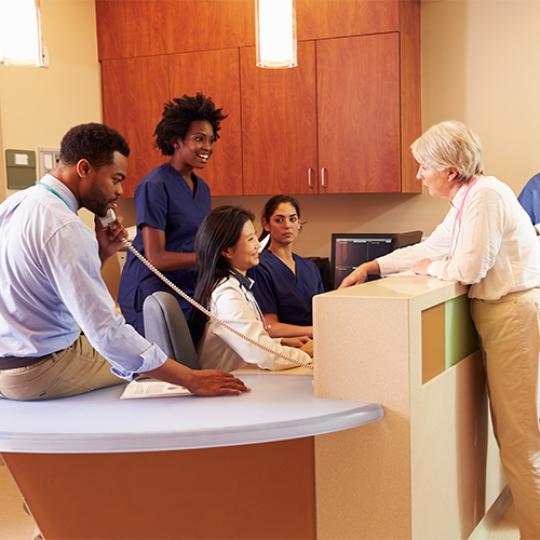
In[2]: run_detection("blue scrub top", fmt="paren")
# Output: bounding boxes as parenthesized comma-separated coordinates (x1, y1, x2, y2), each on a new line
(518, 173, 540, 225)
(118, 163, 211, 335)
(248, 250, 324, 327)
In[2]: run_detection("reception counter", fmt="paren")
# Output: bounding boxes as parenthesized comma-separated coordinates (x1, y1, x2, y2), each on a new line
(0, 373, 382, 539)
(1, 274, 505, 539)
(313, 274, 505, 540)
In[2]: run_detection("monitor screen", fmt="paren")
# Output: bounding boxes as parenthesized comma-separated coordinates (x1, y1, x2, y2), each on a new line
(331, 235, 394, 289)
(330, 231, 422, 289)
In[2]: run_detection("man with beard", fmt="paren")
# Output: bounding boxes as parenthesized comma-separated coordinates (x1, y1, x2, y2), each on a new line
(0, 123, 247, 400)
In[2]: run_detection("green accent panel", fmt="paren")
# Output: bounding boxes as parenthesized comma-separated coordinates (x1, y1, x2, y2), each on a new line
(5, 149, 37, 189)
(444, 295, 479, 368)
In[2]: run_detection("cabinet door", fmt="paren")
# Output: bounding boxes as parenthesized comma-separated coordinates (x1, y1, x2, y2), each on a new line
(102, 56, 170, 197)
(96, 0, 254, 60)
(240, 41, 318, 196)
(169, 49, 243, 196)
(317, 33, 400, 193)
(297, 0, 399, 41)
(96, 1, 169, 60)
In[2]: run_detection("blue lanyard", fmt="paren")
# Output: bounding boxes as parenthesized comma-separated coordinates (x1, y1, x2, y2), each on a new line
(36, 180, 71, 210)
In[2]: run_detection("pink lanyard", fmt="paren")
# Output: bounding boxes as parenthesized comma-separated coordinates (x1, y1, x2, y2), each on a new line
(449, 176, 479, 259)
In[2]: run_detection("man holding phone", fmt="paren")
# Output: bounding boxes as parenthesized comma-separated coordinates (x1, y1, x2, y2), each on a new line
(0, 123, 248, 400)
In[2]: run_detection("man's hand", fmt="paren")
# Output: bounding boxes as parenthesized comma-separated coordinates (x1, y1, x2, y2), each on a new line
(147, 359, 249, 397)
(95, 207, 128, 262)
(412, 258, 432, 275)
(186, 370, 250, 396)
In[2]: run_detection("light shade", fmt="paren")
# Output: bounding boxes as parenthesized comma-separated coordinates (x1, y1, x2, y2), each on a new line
(0, 0, 45, 67)
(255, 0, 297, 69)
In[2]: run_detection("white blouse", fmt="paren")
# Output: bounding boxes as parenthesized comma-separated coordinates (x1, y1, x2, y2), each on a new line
(198, 274, 312, 372)
(377, 176, 540, 300)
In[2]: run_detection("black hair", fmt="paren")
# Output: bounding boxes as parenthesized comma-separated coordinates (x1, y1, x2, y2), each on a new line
(154, 93, 226, 156)
(189, 206, 255, 344)
(259, 194, 302, 244)
(59, 123, 130, 168)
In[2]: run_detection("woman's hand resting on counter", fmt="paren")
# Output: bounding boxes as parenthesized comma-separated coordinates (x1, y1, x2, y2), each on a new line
(281, 336, 314, 357)
(339, 260, 381, 288)
(412, 258, 432, 275)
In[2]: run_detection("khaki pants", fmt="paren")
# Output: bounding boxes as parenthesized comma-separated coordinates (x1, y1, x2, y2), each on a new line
(0, 336, 123, 401)
(471, 289, 540, 539)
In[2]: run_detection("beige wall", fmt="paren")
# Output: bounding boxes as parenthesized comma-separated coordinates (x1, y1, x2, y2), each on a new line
(421, 0, 540, 190)
(0, 0, 101, 226)
(2, 0, 540, 258)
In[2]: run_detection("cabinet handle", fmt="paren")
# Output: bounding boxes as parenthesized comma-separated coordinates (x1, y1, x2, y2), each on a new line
(307, 168, 314, 188)
(320, 167, 327, 189)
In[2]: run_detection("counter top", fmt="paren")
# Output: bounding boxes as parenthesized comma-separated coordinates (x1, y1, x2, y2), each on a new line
(0, 374, 383, 454)
(321, 274, 467, 303)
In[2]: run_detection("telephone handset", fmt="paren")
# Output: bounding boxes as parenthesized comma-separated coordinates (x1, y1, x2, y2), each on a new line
(99, 208, 118, 227)
(99, 209, 312, 368)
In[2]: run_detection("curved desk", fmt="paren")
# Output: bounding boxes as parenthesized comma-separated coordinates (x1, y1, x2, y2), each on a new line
(0, 374, 382, 539)
(0, 374, 382, 454)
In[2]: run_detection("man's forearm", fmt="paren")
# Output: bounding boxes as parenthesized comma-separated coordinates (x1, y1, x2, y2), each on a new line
(145, 358, 194, 388)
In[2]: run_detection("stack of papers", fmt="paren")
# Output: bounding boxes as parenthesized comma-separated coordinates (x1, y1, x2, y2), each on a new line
(120, 379, 192, 399)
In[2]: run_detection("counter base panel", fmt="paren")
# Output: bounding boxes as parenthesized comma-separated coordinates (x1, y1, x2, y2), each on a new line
(2, 437, 316, 539)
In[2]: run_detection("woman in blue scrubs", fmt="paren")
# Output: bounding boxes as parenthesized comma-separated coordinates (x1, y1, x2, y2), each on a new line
(118, 93, 225, 334)
(249, 195, 324, 338)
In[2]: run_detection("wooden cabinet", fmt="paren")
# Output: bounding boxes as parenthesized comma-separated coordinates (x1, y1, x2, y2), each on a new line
(96, 0, 400, 60)
(97, 0, 421, 196)
(96, 0, 255, 60)
(317, 33, 400, 193)
(240, 33, 400, 195)
(102, 56, 169, 198)
(168, 49, 243, 196)
(297, 0, 399, 40)
(240, 42, 317, 195)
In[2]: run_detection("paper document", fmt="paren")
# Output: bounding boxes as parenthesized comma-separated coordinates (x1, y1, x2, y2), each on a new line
(120, 379, 192, 399)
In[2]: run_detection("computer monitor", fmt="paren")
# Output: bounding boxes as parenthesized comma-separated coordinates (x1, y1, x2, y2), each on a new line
(330, 231, 423, 289)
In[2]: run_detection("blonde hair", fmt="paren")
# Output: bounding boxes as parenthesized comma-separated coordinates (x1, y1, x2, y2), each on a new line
(411, 121, 483, 183)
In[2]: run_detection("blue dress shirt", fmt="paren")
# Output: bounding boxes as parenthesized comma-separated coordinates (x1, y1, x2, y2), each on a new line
(518, 173, 540, 225)
(0, 175, 167, 380)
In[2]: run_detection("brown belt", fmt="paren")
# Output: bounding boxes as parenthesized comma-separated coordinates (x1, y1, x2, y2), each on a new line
(0, 354, 53, 370)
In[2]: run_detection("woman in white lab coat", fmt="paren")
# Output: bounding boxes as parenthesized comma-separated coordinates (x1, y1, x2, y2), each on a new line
(190, 206, 312, 372)
(341, 121, 540, 539)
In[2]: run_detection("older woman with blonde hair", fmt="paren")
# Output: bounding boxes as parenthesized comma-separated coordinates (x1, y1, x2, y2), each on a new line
(341, 120, 540, 539)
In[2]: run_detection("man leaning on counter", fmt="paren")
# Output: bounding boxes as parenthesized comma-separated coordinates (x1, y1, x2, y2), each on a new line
(0, 122, 248, 401)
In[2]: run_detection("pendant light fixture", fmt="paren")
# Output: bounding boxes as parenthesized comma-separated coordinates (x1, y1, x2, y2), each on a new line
(255, 0, 297, 69)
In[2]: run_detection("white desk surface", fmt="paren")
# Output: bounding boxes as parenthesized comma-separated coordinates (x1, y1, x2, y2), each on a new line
(322, 274, 467, 300)
(0, 374, 383, 454)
